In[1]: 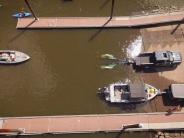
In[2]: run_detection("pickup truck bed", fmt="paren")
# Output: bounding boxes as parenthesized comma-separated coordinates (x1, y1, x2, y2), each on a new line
(135, 56, 153, 65)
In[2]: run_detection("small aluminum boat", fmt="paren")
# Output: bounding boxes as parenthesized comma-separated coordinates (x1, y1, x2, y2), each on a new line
(0, 50, 30, 64)
(98, 82, 159, 103)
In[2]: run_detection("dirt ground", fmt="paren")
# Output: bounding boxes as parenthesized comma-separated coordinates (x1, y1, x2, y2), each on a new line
(137, 24, 184, 112)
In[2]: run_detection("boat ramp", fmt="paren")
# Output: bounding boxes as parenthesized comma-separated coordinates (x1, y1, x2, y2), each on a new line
(0, 112, 184, 136)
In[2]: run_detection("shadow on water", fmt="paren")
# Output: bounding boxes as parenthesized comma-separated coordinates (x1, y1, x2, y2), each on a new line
(161, 90, 184, 107)
(9, 30, 27, 44)
(99, 0, 111, 9)
(108, 103, 137, 111)
(9, 19, 37, 44)
(15, 135, 20, 138)
(115, 130, 124, 138)
(61, 0, 73, 3)
(88, 18, 112, 41)
(89, 0, 115, 41)
(5, 132, 152, 138)
(98, 93, 149, 111)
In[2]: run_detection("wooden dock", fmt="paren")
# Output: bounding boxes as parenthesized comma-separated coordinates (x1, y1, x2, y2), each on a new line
(16, 12, 184, 29)
(0, 112, 184, 136)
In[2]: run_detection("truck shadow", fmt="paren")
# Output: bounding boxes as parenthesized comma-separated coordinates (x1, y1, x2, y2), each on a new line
(133, 65, 177, 73)
(162, 90, 184, 107)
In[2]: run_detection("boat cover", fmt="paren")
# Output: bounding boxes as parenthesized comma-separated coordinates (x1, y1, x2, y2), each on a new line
(129, 83, 146, 98)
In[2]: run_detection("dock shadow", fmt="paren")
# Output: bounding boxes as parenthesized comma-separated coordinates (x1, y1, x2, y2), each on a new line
(108, 102, 138, 111)
(9, 30, 27, 43)
(99, 0, 111, 9)
(89, 18, 111, 41)
(98, 93, 146, 111)
(62, 0, 73, 2)
(9, 19, 36, 43)
(89, 18, 112, 41)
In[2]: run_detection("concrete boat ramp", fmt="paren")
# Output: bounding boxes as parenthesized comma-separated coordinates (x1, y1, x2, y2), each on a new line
(17, 11, 184, 29)
(0, 112, 183, 136)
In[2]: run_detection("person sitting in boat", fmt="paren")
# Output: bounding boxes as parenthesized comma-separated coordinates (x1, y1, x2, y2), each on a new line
(10, 53, 15, 61)
(19, 8, 26, 18)
(18, 12, 25, 18)
(0, 53, 10, 61)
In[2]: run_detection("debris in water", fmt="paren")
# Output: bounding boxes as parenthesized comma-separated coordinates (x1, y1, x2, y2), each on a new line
(126, 36, 143, 59)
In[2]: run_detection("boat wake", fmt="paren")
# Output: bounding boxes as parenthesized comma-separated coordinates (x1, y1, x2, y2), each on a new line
(126, 36, 143, 59)
(100, 36, 143, 70)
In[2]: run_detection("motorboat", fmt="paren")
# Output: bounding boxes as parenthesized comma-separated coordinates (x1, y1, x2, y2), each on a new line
(0, 50, 30, 64)
(98, 82, 159, 103)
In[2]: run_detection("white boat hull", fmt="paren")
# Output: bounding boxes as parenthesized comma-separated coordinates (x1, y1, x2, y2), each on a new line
(0, 50, 30, 64)
(99, 82, 159, 103)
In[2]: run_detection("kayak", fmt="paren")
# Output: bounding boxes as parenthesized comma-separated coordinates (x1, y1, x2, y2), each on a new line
(12, 12, 32, 18)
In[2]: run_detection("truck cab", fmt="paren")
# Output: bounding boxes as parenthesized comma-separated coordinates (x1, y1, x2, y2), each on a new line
(135, 51, 182, 68)
(154, 51, 182, 67)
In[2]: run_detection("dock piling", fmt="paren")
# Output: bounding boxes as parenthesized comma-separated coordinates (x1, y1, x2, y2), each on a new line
(24, 0, 38, 20)
(110, 0, 115, 19)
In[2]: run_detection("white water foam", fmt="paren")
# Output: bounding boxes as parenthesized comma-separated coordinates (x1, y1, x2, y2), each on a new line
(126, 36, 143, 59)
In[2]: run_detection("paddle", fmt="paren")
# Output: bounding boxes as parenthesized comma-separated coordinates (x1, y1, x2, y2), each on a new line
(100, 54, 131, 69)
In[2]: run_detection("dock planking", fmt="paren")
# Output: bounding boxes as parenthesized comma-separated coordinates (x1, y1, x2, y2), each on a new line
(0, 112, 184, 136)
(16, 12, 184, 29)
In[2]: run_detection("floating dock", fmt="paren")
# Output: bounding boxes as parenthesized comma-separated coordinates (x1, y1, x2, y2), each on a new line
(16, 11, 184, 29)
(0, 112, 184, 136)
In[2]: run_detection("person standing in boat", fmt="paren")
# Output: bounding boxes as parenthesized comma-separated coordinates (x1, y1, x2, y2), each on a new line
(19, 7, 25, 17)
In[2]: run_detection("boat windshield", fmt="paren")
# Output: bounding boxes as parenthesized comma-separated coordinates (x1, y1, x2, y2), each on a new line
(114, 85, 129, 92)
(112, 85, 130, 101)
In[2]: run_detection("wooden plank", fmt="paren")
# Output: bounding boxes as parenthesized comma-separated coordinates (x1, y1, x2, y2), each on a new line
(16, 12, 184, 29)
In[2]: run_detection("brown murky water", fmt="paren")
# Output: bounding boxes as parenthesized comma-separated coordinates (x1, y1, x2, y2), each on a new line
(0, 0, 183, 138)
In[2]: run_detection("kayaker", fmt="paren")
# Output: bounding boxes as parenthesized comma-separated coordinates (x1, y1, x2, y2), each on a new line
(20, 7, 25, 17)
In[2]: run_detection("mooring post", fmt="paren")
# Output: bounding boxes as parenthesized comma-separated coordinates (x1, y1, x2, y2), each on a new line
(110, 0, 115, 20)
(24, 0, 38, 20)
